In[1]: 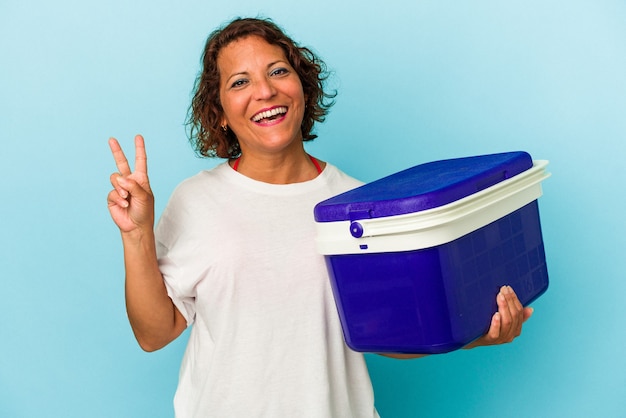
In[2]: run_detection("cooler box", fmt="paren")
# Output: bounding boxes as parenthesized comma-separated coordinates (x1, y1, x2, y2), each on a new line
(314, 151, 550, 354)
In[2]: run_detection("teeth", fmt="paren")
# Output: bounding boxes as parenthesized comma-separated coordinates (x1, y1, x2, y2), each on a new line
(252, 107, 287, 122)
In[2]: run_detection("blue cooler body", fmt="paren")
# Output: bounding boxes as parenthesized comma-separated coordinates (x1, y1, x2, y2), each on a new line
(314, 152, 550, 354)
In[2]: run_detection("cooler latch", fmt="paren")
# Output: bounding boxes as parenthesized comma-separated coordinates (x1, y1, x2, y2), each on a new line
(348, 208, 372, 238)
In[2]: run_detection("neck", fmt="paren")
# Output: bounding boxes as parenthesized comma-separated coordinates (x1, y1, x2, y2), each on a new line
(230, 148, 325, 184)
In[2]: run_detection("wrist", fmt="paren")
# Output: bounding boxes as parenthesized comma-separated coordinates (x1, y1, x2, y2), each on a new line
(120, 225, 155, 246)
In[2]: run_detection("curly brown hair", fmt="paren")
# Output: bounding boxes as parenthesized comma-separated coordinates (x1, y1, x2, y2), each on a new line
(186, 17, 336, 159)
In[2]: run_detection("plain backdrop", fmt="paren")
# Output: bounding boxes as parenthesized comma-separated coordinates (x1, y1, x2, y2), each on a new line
(1, 1, 625, 417)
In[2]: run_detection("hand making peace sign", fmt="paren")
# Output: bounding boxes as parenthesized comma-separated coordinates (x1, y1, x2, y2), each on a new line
(107, 135, 155, 234)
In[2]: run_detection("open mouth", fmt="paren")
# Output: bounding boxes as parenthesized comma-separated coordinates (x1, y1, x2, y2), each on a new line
(251, 106, 288, 123)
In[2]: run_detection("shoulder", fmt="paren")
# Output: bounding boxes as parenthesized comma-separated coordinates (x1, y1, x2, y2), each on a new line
(169, 163, 229, 198)
(158, 163, 232, 223)
(323, 163, 364, 193)
(156, 164, 230, 238)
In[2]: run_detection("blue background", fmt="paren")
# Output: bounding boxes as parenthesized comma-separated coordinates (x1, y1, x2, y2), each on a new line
(1, 1, 625, 417)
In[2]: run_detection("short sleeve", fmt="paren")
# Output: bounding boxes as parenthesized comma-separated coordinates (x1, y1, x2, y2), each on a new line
(156, 241, 196, 326)
(154, 186, 201, 326)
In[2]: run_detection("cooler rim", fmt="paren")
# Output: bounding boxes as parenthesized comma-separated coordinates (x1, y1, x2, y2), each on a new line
(315, 160, 550, 255)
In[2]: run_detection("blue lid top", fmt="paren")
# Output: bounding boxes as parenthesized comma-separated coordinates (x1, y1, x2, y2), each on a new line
(314, 151, 533, 222)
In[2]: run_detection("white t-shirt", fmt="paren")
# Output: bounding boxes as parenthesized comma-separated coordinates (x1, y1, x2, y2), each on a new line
(155, 162, 379, 418)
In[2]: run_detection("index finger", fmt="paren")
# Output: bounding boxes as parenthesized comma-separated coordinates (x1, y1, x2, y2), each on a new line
(109, 137, 132, 176)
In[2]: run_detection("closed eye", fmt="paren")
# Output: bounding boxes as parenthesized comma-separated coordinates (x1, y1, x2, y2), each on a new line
(270, 67, 289, 77)
(230, 78, 249, 89)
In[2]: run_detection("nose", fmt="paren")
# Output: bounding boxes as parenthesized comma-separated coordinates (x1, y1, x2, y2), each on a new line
(253, 77, 276, 100)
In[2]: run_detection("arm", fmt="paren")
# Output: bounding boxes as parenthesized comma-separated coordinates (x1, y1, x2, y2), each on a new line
(378, 285, 533, 359)
(108, 135, 187, 352)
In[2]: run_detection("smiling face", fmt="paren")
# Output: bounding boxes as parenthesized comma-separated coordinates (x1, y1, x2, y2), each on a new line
(218, 36, 306, 159)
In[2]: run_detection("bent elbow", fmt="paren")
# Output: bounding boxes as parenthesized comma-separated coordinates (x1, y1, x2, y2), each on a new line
(136, 337, 167, 352)
(131, 329, 171, 352)
(129, 309, 187, 352)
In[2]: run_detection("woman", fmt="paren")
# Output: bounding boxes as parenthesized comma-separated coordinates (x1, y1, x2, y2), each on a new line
(107, 17, 532, 417)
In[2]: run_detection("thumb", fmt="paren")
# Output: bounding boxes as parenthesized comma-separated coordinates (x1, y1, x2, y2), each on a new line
(523, 307, 534, 322)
